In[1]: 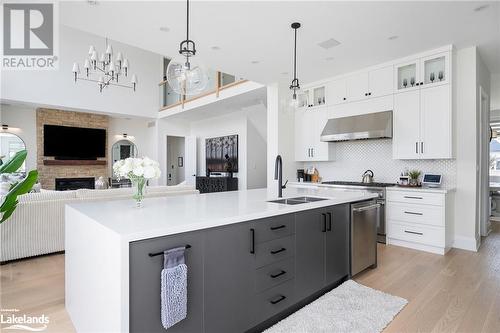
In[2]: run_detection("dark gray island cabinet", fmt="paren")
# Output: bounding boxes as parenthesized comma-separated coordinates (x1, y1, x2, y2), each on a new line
(129, 204, 351, 333)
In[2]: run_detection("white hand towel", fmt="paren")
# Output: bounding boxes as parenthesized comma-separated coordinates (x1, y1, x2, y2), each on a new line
(161, 247, 187, 330)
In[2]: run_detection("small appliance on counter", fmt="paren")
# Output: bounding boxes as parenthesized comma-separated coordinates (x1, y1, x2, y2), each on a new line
(297, 169, 305, 182)
(422, 173, 442, 188)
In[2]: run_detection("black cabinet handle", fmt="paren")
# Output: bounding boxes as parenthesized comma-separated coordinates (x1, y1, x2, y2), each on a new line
(420, 82, 424, 85)
(270, 295, 286, 305)
(327, 212, 332, 231)
(321, 213, 327, 232)
(404, 230, 423, 236)
(364, 93, 368, 96)
(270, 248, 286, 255)
(404, 196, 423, 200)
(404, 211, 423, 216)
(416, 82, 420, 86)
(343, 97, 346, 100)
(270, 225, 286, 231)
(250, 228, 255, 254)
(368, 92, 372, 96)
(270, 270, 286, 278)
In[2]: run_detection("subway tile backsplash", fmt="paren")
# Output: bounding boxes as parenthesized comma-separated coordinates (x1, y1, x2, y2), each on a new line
(302, 139, 457, 188)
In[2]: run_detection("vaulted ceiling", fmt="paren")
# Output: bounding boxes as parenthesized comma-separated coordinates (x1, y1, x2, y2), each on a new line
(61, 1, 500, 85)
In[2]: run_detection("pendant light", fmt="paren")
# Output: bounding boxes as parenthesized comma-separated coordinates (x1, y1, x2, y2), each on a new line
(166, 0, 208, 96)
(290, 22, 301, 107)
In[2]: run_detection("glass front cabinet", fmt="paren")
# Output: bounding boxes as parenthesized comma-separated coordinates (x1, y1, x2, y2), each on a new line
(297, 85, 327, 109)
(394, 51, 450, 93)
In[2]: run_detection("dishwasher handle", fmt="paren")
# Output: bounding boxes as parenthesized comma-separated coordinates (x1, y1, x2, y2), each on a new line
(352, 203, 381, 213)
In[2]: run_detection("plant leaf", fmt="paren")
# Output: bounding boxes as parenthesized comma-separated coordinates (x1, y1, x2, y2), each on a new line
(0, 170, 38, 223)
(0, 150, 27, 174)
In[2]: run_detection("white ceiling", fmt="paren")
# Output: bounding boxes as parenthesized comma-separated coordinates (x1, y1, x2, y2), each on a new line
(60, 1, 500, 85)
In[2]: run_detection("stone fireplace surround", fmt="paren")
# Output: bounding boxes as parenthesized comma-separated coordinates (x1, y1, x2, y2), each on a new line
(37, 108, 109, 190)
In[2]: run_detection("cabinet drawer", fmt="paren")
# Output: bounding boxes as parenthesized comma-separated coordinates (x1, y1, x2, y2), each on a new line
(388, 221, 445, 247)
(254, 279, 295, 323)
(387, 190, 444, 206)
(254, 214, 295, 243)
(255, 236, 294, 268)
(387, 202, 444, 227)
(255, 258, 294, 293)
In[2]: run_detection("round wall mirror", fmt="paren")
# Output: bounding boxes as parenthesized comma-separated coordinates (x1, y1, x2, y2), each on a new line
(111, 139, 138, 165)
(0, 132, 26, 172)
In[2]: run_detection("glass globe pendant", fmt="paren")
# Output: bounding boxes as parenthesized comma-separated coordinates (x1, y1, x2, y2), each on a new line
(167, 0, 208, 96)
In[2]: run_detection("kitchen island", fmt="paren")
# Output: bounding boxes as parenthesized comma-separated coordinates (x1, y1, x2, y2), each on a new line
(65, 187, 378, 333)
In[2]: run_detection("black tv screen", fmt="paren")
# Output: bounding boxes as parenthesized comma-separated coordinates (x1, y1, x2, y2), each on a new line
(43, 125, 106, 159)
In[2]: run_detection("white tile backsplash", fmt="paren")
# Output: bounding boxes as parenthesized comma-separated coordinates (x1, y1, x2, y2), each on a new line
(303, 139, 456, 188)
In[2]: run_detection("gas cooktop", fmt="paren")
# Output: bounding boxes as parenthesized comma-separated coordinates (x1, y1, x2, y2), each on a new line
(322, 181, 397, 188)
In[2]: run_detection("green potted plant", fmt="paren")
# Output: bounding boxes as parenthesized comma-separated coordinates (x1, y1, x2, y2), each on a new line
(408, 170, 421, 186)
(0, 150, 38, 223)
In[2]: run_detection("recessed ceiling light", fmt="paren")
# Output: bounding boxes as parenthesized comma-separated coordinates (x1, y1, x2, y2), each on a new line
(325, 57, 334, 61)
(251, 60, 260, 64)
(474, 4, 489, 11)
(159, 26, 170, 32)
(388, 35, 399, 40)
(317, 38, 340, 50)
(87, 0, 98, 5)
(211, 46, 221, 50)
(280, 71, 288, 75)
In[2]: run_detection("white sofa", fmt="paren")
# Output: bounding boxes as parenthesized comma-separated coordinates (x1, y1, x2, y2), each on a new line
(0, 185, 198, 262)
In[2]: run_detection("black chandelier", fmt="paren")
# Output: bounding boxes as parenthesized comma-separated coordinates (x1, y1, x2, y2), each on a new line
(179, 0, 196, 60)
(290, 22, 301, 101)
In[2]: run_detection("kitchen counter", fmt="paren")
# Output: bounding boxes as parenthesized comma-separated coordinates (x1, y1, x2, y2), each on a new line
(66, 186, 377, 242)
(65, 187, 377, 333)
(386, 186, 455, 194)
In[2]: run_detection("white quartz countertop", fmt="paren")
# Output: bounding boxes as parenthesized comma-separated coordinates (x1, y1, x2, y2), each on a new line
(67, 187, 377, 242)
(386, 186, 454, 194)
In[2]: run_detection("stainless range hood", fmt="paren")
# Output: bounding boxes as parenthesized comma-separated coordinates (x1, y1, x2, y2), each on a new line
(320, 110, 393, 142)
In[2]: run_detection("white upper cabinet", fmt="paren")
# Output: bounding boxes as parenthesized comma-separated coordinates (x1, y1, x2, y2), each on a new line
(294, 108, 332, 162)
(419, 84, 452, 159)
(395, 51, 450, 93)
(393, 90, 421, 159)
(327, 79, 347, 105)
(297, 86, 327, 109)
(368, 66, 393, 98)
(346, 72, 369, 102)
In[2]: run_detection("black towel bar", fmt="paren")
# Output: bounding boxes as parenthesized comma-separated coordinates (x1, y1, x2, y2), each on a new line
(148, 244, 191, 257)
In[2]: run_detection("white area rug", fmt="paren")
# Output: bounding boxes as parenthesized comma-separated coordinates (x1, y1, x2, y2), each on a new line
(263, 280, 407, 333)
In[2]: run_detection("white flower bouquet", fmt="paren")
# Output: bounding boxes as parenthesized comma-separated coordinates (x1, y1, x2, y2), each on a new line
(113, 157, 161, 207)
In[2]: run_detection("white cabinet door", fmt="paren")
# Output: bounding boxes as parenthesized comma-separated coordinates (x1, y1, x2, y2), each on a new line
(185, 136, 197, 185)
(311, 108, 331, 161)
(327, 79, 347, 105)
(368, 66, 393, 98)
(420, 51, 450, 89)
(295, 109, 313, 161)
(394, 59, 420, 93)
(420, 85, 452, 159)
(346, 72, 369, 102)
(393, 90, 421, 159)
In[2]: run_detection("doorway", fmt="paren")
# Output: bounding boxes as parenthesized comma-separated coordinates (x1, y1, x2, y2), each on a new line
(166, 136, 185, 186)
(480, 87, 491, 237)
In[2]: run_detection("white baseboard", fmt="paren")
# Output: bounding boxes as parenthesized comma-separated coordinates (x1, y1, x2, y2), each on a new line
(452, 235, 479, 252)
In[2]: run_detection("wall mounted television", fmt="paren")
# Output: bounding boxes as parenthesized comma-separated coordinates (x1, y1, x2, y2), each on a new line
(43, 124, 106, 160)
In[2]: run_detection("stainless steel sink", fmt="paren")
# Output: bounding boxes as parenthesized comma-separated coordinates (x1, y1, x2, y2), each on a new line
(268, 196, 328, 205)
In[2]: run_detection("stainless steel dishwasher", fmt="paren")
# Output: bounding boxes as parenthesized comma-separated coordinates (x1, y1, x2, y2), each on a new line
(350, 200, 380, 276)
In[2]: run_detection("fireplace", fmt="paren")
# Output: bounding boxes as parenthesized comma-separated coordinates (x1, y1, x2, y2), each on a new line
(55, 177, 95, 191)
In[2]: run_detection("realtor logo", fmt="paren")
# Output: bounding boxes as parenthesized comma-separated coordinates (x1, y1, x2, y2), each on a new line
(2, 1, 58, 70)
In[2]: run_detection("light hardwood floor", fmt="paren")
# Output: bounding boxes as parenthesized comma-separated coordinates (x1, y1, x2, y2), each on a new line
(1, 222, 499, 333)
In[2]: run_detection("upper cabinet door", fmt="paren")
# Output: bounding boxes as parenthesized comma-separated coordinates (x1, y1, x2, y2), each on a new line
(419, 84, 452, 159)
(393, 90, 421, 160)
(294, 109, 313, 161)
(394, 59, 420, 93)
(346, 72, 369, 102)
(312, 108, 331, 161)
(420, 51, 450, 89)
(368, 66, 393, 98)
(327, 79, 347, 105)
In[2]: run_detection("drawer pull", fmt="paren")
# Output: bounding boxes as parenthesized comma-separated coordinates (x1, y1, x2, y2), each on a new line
(270, 248, 286, 255)
(270, 270, 287, 279)
(270, 295, 287, 305)
(270, 225, 286, 231)
(403, 196, 423, 200)
(250, 228, 255, 254)
(404, 230, 423, 236)
(404, 211, 423, 216)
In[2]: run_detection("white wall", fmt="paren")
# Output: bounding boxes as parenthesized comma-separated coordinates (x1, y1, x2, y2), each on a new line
(190, 111, 248, 190)
(1, 25, 162, 118)
(491, 73, 500, 111)
(246, 104, 267, 189)
(0, 105, 37, 171)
